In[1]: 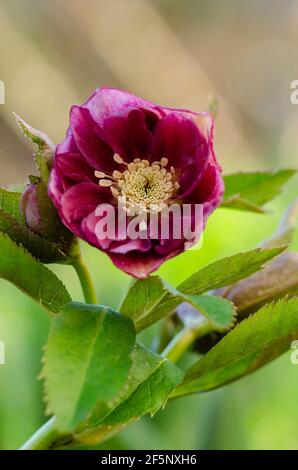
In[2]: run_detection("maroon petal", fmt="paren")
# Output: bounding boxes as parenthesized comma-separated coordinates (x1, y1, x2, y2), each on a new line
(48, 168, 63, 207)
(81, 210, 152, 257)
(83, 87, 163, 124)
(60, 182, 111, 224)
(56, 152, 96, 183)
(154, 238, 184, 256)
(154, 113, 205, 164)
(154, 113, 208, 197)
(56, 132, 78, 154)
(151, 209, 202, 255)
(70, 106, 114, 172)
(202, 169, 225, 219)
(81, 210, 113, 250)
(103, 108, 154, 161)
(186, 164, 224, 221)
(109, 238, 151, 254)
(191, 113, 220, 168)
(108, 251, 166, 279)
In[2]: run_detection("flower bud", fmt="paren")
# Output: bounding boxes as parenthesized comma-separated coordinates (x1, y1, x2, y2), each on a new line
(21, 183, 41, 234)
(21, 181, 79, 260)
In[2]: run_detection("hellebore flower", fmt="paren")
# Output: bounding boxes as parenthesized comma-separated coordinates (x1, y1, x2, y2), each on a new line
(48, 88, 224, 278)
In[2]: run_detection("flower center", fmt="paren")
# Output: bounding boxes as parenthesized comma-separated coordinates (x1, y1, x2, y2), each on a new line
(95, 155, 180, 213)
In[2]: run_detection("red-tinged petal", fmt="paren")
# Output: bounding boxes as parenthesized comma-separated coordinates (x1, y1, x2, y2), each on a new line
(108, 251, 166, 279)
(48, 168, 63, 206)
(60, 182, 111, 224)
(56, 152, 96, 183)
(154, 113, 208, 197)
(55, 132, 78, 154)
(83, 87, 163, 124)
(70, 106, 114, 172)
(154, 238, 184, 256)
(191, 112, 221, 170)
(109, 238, 151, 254)
(103, 108, 154, 161)
(81, 210, 114, 251)
(186, 164, 224, 219)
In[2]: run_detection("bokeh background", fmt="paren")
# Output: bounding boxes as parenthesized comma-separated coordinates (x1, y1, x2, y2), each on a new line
(0, 0, 298, 450)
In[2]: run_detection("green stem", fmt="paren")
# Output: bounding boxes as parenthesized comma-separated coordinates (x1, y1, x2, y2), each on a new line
(20, 417, 59, 450)
(72, 256, 98, 304)
(162, 320, 212, 363)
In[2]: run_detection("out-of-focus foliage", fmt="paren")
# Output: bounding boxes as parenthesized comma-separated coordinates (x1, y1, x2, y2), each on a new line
(175, 297, 298, 396)
(222, 170, 296, 213)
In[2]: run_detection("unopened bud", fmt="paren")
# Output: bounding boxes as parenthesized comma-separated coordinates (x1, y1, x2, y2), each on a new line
(21, 181, 79, 260)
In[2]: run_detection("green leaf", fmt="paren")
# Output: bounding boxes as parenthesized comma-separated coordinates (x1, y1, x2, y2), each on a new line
(0, 188, 24, 222)
(0, 232, 71, 313)
(0, 208, 69, 264)
(178, 246, 285, 295)
(74, 344, 183, 446)
(101, 360, 182, 423)
(14, 113, 55, 181)
(123, 247, 284, 332)
(222, 170, 296, 212)
(120, 276, 179, 332)
(173, 297, 298, 397)
(78, 344, 164, 429)
(42, 302, 136, 434)
(120, 277, 236, 333)
(183, 295, 236, 332)
(221, 196, 266, 213)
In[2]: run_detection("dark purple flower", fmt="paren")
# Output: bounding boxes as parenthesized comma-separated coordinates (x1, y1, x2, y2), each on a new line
(48, 88, 224, 278)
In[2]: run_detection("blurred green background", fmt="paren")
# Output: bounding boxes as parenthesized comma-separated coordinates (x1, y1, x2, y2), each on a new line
(0, 0, 297, 450)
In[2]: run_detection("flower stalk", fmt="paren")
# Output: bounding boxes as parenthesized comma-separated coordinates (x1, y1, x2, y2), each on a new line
(72, 256, 98, 304)
(20, 417, 59, 450)
(162, 320, 213, 363)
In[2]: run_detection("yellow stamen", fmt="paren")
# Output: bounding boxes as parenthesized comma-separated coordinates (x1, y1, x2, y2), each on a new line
(113, 153, 124, 165)
(94, 154, 180, 213)
(112, 170, 123, 179)
(99, 179, 113, 187)
(94, 170, 106, 179)
(110, 187, 120, 198)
